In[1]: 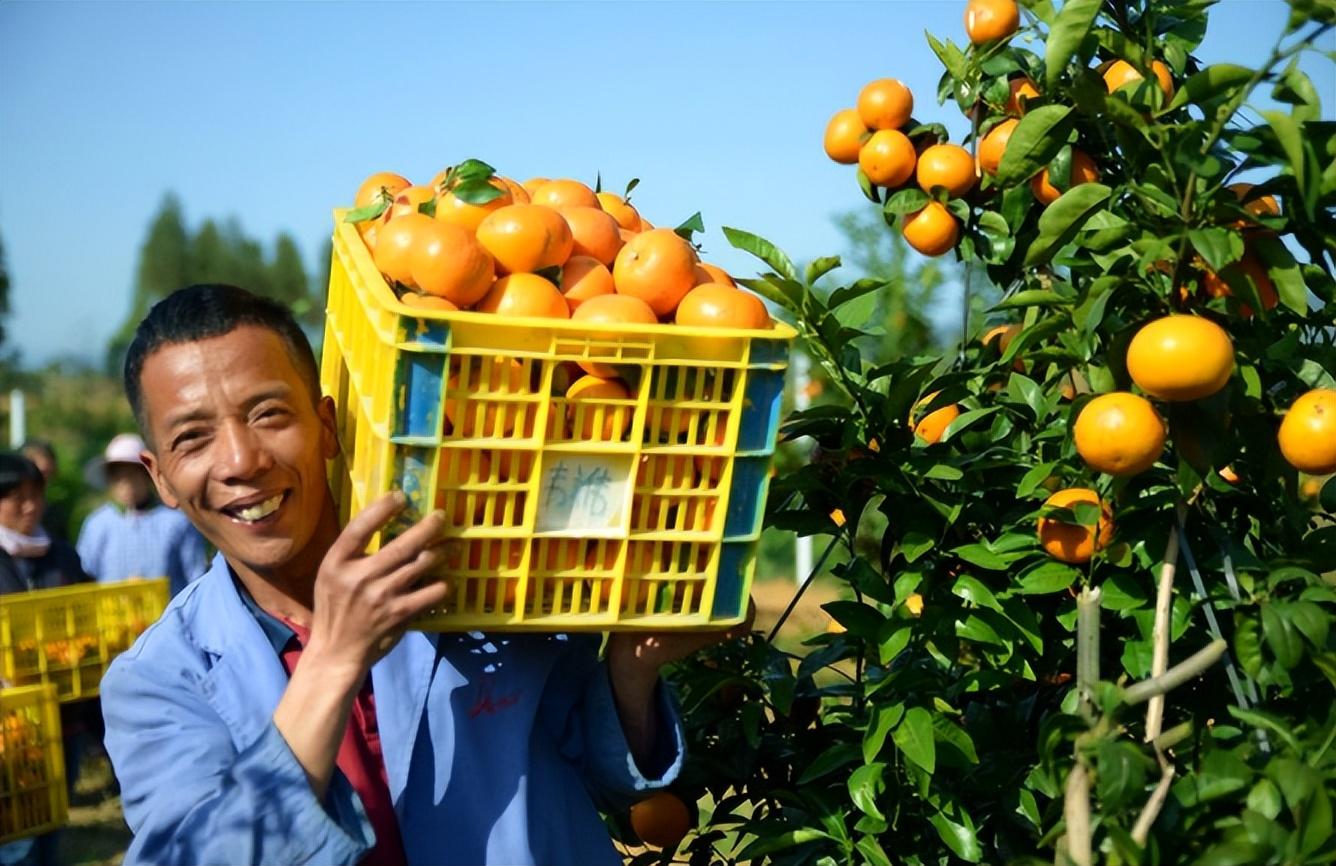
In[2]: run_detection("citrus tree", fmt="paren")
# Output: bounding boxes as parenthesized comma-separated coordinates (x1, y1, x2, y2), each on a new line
(627, 1, 1336, 864)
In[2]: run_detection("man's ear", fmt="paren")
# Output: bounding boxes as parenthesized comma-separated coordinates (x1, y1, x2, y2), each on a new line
(139, 449, 179, 509)
(317, 396, 340, 460)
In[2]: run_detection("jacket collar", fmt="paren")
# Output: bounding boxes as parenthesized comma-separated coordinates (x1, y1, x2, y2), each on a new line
(184, 552, 442, 804)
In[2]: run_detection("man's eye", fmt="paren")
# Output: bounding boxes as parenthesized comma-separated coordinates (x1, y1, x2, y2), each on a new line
(255, 406, 289, 422)
(172, 431, 205, 451)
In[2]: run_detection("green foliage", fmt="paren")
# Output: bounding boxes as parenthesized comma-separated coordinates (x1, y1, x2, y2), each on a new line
(105, 193, 324, 373)
(0, 362, 137, 538)
(655, 2, 1336, 864)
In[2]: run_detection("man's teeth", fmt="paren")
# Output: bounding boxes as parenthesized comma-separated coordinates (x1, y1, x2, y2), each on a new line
(236, 494, 282, 522)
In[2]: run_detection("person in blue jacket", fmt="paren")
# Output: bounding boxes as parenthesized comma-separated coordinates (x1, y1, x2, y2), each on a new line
(76, 431, 209, 597)
(101, 283, 746, 866)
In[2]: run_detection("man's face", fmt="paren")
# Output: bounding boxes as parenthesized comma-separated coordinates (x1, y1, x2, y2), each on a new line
(138, 325, 339, 584)
(106, 463, 153, 510)
(0, 479, 44, 536)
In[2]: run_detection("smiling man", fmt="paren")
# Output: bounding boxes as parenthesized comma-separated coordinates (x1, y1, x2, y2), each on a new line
(101, 283, 744, 866)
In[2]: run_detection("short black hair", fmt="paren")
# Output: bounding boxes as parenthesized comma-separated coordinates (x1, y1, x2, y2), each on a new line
(0, 453, 44, 498)
(124, 284, 321, 442)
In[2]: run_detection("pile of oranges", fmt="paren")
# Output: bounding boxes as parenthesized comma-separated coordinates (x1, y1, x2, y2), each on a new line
(348, 164, 770, 332)
(823, 77, 972, 258)
(0, 709, 48, 800)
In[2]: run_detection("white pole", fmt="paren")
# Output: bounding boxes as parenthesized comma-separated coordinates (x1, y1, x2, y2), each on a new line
(9, 390, 24, 449)
(792, 352, 813, 586)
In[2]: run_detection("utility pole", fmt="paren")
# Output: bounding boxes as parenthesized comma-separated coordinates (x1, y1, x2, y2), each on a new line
(8, 389, 24, 449)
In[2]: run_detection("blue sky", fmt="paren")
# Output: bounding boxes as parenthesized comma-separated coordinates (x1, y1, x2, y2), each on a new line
(1, 1, 1331, 367)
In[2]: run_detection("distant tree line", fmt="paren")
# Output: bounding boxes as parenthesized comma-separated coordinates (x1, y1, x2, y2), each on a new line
(105, 193, 329, 374)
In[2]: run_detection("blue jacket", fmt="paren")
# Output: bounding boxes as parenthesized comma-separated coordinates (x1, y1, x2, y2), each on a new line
(102, 554, 684, 865)
(77, 502, 209, 596)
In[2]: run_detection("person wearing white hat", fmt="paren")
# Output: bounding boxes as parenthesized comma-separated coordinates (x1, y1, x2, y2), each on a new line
(75, 432, 208, 596)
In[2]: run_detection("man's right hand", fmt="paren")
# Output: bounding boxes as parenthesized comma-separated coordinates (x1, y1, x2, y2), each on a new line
(305, 491, 450, 677)
(273, 491, 448, 799)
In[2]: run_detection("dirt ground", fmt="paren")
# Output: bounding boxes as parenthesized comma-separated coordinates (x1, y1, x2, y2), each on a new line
(48, 576, 838, 865)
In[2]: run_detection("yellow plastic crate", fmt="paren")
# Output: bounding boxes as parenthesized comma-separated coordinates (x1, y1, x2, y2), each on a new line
(0, 579, 169, 702)
(322, 210, 794, 631)
(0, 684, 67, 844)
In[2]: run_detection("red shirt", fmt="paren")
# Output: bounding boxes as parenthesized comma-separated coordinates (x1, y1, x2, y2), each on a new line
(278, 617, 407, 866)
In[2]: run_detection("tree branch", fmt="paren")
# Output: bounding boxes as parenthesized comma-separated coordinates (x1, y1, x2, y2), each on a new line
(1124, 640, 1227, 705)
(1145, 525, 1180, 741)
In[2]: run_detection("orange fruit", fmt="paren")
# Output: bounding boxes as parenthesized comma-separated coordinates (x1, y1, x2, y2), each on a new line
(1199, 254, 1279, 318)
(355, 171, 411, 210)
(904, 593, 925, 617)
(410, 220, 496, 307)
(530, 179, 600, 210)
(399, 293, 459, 312)
(571, 293, 659, 376)
(1037, 488, 1114, 564)
(496, 176, 531, 204)
(1103, 59, 1174, 102)
(1300, 476, 1324, 503)
(1126, 315, 1234, 401)
(916, 143, 976, 198)
(982, 323, 1020, 354)
(385, 185, 437, 222)
(1005, 76, 1040, 115)
(1227, 182, 1280, 224)
(476, 273, 570, 319)
(476, 204, 574, 274)
(559, 205, 623, 266)
(902, 201, 960, 256)
(965, 0, 1020, 44)
(694, 262, 735, 287)
(910, 391, 960, 444)
(1030, 150, 1100, 205)
(435, 177, 514, 233)
(372, 212, 434, 288)
(612, 228, 698, 317)
(856, 78, 914, 131)
(824, 108, 869, 164)
(978, 118, 1019, 175)
(566, 374, 632, 440)
(1219, 465, 1241, 485)
(637, 217, 655, 232)
(1278, 389, 1336, 474)
(595, 192, 641, 231)
(858, 129, 917, 187)
(559, 255, 615, 313)
(520, 177, 549, 197)
(629, 792, 692, 849)
(675, 283, 771, 330)
(1073, 392, 1167, 476)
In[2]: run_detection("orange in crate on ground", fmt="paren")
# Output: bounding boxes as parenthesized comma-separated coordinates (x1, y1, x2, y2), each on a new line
(0, 684, 68, 844)
(327, 160, 793, 631)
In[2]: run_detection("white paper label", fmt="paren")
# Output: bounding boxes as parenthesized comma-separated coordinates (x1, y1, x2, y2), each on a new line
(536, 454, 632, 533)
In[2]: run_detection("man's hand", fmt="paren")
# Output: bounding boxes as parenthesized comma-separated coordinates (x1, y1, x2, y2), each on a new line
(274, 492, 448, 798)
(305, 492, 450, 676)
(605, 601, 756, 769)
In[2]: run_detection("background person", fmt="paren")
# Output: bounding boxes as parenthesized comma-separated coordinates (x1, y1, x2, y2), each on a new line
(18, 439, 70, 544)
(101, 283, 747, 865)
(76, 432, 207, 596)
(0, 452, 94, 866)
